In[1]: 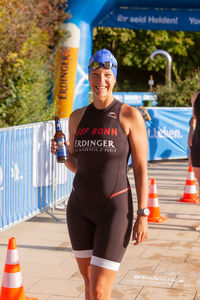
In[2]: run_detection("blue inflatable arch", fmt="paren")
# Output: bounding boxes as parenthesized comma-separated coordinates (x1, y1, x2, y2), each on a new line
(54, 0, 200, 116)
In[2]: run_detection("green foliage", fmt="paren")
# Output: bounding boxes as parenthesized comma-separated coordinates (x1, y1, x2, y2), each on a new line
(93, 27, 200, 93)
(1, 57, 57, 126)
(0, 0, 69, 128)
(155, 70, 199, 107)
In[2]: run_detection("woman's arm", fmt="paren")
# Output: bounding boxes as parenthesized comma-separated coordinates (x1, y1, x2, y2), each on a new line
(187, 117, 196, 149)
(63, 111, 78, 173)
(188, 92, 198, 148)
(120, 105, 148, 245)
(51, 138, 77, 173)
(51, 107, 87, 174)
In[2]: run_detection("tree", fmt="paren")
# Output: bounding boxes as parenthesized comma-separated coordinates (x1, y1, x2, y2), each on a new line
(0, 0, 69, 127)
(93, 27, 200, 94)
(155, 70, 199, 107)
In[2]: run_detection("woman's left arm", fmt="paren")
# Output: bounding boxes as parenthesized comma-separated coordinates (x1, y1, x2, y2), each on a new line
(121, 105, 149, 245)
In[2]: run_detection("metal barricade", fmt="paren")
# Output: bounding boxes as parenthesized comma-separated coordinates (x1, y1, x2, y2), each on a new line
(0, 119, 74, 231)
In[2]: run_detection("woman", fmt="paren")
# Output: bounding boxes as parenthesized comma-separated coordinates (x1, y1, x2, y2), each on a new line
(190, 89, 200, 218)
(51, 48, 149, 299)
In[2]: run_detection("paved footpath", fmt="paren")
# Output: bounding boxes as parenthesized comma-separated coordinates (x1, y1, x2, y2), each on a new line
(1, 160, 200, 300)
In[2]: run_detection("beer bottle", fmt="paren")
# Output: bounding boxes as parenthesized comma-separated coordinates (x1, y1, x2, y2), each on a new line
(54, 116, 67, 163)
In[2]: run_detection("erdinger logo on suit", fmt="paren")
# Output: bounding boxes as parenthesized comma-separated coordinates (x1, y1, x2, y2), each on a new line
(107, 112, 117, 119)
(75, 127, 117, 153)
(75, 139, 116, 153)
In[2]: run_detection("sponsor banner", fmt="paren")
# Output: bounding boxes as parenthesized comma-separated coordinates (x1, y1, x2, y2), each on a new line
(146, 107, 192, 160)
(53, 23, 80, 118)
(53, 47, 79, 118)
(100, 7, 200, 31)
(113, 92, 157, 106)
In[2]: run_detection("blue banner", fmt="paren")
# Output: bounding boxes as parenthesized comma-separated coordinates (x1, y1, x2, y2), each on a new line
(146, 107, 192, 161)
(113, 92, 157, 106)
(99, 7, 200, 31)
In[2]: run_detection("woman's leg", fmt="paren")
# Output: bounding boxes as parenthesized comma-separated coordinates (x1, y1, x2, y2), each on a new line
(76, 257, 91, 300)
(192, 167, 200, 230)
(87, 189, 132, 299)
(188, 150, 192, 166)
(89, 264, 117, 300)
(193, 167, 200, 198)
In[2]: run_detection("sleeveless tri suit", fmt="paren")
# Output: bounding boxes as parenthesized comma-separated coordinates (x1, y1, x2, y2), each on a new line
(66, 99, 133, 271)
(191, 93, 200, 167)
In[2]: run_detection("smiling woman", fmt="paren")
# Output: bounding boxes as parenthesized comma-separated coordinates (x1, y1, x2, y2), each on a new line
(87, 49, 117, 106)
(51, 48, 149, 300)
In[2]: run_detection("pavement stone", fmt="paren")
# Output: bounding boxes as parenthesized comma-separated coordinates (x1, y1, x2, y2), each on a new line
(1, 160, 200, 299)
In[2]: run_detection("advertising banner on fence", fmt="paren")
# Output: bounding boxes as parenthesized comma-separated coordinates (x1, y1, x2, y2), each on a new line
(146, 107, 192, 161)
(113, 92, 157, 106)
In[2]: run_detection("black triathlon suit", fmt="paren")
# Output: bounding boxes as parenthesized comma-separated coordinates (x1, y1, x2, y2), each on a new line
(66, 99, 133, 271)
(191, 93, 200, 167)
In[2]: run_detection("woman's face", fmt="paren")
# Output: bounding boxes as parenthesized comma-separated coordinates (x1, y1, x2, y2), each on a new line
(89, 68, 116, 99)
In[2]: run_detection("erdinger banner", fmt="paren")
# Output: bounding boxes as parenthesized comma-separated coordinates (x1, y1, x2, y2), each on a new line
(53, 23, 80, 118)
(146, 107, 192, 161)
(58, 0, 200, 116)
(99, 7, 200, 31)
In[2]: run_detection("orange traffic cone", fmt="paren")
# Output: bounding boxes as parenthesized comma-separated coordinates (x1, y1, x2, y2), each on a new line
(0, 237, 38, 300)
(148, 178, 168, 223)
(179, 165, 200, 203)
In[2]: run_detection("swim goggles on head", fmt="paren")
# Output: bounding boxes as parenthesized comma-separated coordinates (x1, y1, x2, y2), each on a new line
(89, 61, 117, 70)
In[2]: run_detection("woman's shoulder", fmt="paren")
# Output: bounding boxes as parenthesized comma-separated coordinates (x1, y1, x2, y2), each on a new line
(120, 104, 145, 135)
(120, 103, 143, 120)
(69, 105, 89, 131)
(70, 105, 88, 121)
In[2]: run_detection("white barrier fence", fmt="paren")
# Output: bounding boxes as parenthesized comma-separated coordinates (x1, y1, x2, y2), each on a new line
(0, 119, 74, 231)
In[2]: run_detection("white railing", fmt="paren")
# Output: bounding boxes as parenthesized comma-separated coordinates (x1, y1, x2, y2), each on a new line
(0, 119, 74, 231)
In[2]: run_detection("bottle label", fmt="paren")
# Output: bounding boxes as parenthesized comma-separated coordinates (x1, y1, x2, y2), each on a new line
(56, 138, 67, 157)
(55, 120, 62, 131)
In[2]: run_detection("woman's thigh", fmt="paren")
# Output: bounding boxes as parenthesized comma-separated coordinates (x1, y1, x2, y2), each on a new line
(193, 167, 200, 184)
(90, 264, 117, 296)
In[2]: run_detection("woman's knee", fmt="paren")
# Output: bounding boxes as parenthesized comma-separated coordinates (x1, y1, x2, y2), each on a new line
(89, 280, 108, 299)
(79, 266, 90, 297)
(76, 257, 91, 285)
(89, 265, 116, 299)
